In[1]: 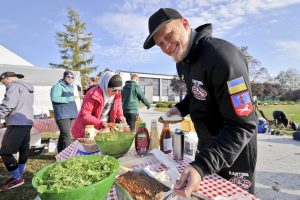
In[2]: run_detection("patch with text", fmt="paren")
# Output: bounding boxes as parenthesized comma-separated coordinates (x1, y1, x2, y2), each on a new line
(192, 79, 207, 100)
(229, 171, 252, 191)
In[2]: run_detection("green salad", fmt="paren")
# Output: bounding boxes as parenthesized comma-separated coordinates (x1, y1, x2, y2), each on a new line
(35, 155, 115, 193)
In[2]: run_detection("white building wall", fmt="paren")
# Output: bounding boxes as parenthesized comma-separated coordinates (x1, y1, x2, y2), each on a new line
(117, 71, 179, 102)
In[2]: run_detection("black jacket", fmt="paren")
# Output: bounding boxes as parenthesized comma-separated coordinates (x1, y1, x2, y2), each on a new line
(175, 24, 257, 178)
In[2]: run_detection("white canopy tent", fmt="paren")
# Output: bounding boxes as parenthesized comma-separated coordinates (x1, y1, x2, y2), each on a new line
(0, 64, 82, 116)
(0, 45, 82, 116)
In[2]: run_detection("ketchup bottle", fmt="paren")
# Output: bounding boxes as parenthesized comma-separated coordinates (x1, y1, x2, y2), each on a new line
(160, 123, 172, 154)
(135, 122, 150, 157)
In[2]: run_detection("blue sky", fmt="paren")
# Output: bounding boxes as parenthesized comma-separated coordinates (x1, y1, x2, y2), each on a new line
(1, 0, 300, 77)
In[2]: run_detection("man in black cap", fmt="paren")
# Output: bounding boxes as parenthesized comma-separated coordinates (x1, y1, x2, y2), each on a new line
(0, 71, 34, 191)
(50, 71, 78, 152)
(144, 8, 257, 197)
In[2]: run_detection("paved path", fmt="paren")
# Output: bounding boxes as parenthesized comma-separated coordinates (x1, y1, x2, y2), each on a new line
(139, 106, 300, 200)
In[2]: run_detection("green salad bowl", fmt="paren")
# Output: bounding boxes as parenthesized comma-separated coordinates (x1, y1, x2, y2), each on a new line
(95, 132, 135, 158)
(32, 155, 119, 200)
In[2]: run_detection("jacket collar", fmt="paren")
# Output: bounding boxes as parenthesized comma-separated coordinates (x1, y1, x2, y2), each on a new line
(183, 23, 212, 63)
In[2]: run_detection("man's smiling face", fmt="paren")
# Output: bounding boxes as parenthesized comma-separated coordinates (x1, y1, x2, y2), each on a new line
(154, 19, 191, 62)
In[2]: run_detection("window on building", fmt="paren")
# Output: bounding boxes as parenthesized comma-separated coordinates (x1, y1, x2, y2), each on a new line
(139, 77, 160, 96)
(162, 79, 176, 96)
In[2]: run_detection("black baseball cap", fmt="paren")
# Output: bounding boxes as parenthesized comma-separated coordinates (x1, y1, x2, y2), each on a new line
(0, 71, 24, 81)
(143, 8, 183, 49)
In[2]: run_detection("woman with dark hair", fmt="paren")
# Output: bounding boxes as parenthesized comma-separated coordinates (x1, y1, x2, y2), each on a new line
(71, 71, 126, 139)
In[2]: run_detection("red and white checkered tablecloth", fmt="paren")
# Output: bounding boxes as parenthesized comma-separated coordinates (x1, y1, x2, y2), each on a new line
(0, 118, 59, 145)
(105, 151, 259, 200)
(33, 118, 59, 134)
(55, 145, 259, 200)
(0, 118, 58, 136)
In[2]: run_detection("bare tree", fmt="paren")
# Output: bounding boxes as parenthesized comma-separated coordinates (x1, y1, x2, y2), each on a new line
(170, 75, 186, 101)
(240, 46, 271, 82)
(274, 68, 300, 91)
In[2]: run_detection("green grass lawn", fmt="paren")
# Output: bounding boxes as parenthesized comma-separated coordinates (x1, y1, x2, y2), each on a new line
(0, 153, 56, 200)
(256, 104, 300, 123)
(154, 107, 169, 112)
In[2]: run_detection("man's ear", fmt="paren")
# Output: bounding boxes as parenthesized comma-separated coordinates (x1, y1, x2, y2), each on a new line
(182, 18, 189, 29)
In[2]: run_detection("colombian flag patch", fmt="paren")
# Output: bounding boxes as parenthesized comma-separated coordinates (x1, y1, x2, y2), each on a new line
(231, 91, 253, 117)
(227, 76, 247, 95)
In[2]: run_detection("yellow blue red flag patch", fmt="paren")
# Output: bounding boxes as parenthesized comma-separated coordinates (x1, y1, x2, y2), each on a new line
(227, 76, 247, 95)
(230, 91, 253, 116)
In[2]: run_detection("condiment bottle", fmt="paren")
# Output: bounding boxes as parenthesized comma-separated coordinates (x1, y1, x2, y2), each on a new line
(135, 122, 150, 157)
(160, 123, 172, 154)
(135, 117, 143, 133)
(85, 124, 95, 138)
(149, 120, 160, 150)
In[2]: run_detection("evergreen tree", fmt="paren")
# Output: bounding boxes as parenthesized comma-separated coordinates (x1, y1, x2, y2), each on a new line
(50, 7, 97, 85)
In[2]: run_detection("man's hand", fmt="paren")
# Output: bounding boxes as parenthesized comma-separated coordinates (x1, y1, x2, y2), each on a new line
(166, 107, 181, 117)
(0, 123, 6, 129)
(174, 165, 202, 197)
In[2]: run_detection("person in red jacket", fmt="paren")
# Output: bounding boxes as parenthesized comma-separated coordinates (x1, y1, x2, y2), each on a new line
(71, 71, 126, 139)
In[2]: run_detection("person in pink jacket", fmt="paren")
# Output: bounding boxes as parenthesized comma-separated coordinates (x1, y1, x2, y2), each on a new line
(72, 71, 126, 139)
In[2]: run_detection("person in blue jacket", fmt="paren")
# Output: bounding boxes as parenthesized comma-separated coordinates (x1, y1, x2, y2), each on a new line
(50, 71, 78, 152)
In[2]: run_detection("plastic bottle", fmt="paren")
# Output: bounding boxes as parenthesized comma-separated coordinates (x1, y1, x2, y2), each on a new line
(135, 122, 150, 157)
(135, 117, 143, 133)
(149, 120, 160, 150)
(160, 123, 172, 154)
(48, 139, 57, 153)
(85, 124, 95, 138)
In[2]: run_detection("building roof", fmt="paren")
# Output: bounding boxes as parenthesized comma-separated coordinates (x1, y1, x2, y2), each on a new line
(0, 64, 81, 86)
(117, 70, 174, 77)
(0, 44, 34, 67)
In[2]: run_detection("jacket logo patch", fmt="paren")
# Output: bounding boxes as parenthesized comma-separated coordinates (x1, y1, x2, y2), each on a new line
(231, 91, 253, 116)
(192, 79, 207, 100)
(227, 76, 247, 95)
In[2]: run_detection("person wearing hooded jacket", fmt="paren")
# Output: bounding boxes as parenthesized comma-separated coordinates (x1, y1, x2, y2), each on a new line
(143, 8, 257, 197)
(0, 71, 34, 191)
(122, 74, 150, 132)
(71, 71, 126, 139)
(50, 71, 78, 153)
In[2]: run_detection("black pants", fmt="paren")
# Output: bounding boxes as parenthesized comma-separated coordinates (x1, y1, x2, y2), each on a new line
(56, 119, 73, 153)
(124, 113, 139, 132)
(0, 126, 32, 171)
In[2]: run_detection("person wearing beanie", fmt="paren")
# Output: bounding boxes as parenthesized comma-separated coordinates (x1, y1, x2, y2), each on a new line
(71, 71, 126, 139)
(143, 8, 257, 197)
(50, 71, 78, 152)
(0, 71, 34, 191)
